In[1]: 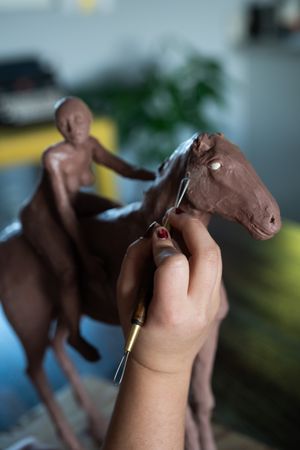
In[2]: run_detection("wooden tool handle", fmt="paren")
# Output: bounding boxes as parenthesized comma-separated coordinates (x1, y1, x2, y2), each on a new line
(131, 260, 155, 326)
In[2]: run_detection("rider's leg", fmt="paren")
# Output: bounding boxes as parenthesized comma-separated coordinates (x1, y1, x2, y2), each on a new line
(21, 208, 100, 362)
(73, 191, 121, 218)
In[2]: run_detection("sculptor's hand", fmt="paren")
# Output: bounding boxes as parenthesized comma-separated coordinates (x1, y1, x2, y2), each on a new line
(117, 209, 222, 375)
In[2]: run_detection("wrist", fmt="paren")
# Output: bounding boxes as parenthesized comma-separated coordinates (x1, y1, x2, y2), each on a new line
(128, 328, 197, 377)
(107, 347, 191, 450)
(130, 352, 193, 381)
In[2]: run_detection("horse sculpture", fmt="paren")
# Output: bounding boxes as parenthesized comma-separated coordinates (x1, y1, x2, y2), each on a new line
(0, 132, 281, 450)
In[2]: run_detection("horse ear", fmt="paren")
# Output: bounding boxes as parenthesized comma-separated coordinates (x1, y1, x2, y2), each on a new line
(192, 133, 214, 154)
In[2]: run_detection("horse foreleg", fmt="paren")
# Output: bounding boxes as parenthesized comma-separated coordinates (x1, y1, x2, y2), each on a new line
(27, 363, 84, 450)
(185, 404, 202, 450)
(52, 324, 108, 444)
(189, 320, 221, 450)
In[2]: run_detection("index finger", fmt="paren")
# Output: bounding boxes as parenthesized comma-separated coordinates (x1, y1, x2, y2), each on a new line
(167, 210, 221, 299)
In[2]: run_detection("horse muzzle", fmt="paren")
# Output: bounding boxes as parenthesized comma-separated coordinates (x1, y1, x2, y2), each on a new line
(249, 206, 282, 240)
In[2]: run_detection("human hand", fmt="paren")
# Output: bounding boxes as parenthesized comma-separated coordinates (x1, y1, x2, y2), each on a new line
(117, 209, 222, 376)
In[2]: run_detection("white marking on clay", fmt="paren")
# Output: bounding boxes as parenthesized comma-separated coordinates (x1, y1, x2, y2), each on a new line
(209, 161, 221, 171)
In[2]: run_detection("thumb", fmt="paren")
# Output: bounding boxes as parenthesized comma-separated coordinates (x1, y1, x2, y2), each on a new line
(151, 226, 189, 314)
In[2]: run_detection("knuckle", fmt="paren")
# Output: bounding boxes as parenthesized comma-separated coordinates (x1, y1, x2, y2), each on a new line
(195, 310, 208, 329)
(167, 313, 184, 327)
(169, 252, 187, 268)
(181, 214, 203, 228)
(162, 305, 185, 327)
(180, 214, 199, 228)
(162, 252, 188, 272)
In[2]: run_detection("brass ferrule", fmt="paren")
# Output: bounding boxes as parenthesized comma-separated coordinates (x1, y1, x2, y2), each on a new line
(125, 324, 142, 353)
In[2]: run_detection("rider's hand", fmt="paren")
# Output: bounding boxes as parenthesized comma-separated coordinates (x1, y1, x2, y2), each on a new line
(134, 167, 156, 180)
(117, 209, 222, 375)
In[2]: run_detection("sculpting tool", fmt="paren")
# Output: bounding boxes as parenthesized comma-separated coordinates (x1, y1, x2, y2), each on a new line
(113, 175, 190, 385)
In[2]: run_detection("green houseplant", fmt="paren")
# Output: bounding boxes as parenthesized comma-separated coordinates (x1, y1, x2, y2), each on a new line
(75, 45, 225, 164)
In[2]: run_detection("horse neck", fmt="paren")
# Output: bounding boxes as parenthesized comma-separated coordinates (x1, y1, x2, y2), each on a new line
(141, 152, 211, 228)
(141, 153, 187, 223)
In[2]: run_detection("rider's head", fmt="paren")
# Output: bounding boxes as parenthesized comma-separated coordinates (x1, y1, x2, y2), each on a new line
(55, 97, 93, 145)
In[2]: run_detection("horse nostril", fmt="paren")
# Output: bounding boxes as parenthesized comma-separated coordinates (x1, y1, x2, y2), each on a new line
(270, 215, 275, 225)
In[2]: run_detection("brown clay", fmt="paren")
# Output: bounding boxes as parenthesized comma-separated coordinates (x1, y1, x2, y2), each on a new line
(20, 96, 155, 362)
(0, 132, 281, 450)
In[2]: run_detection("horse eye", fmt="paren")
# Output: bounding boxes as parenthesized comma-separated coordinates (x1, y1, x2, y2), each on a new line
(208, 161, 222, 171)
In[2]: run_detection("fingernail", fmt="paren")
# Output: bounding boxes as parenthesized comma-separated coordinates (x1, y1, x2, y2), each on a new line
(143, 221, 158, 238)
(156, 227, 169, 239)
(175, 207, 184, 214)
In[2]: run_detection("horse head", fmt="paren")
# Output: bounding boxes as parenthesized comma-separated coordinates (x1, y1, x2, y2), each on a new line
(183, 133, 281, 240)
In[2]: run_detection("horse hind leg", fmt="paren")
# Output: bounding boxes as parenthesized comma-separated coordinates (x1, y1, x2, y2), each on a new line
(189, 285, 228, 450)
(185, 404, 201, 450)
(189, 320, 221, 450)
(52, 324, 108, 444)
(24, 317, 83, 449)
(26, 357, 84, 450)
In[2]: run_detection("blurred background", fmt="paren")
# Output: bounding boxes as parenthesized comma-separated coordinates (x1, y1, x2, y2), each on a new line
(0, 0, 299, 449)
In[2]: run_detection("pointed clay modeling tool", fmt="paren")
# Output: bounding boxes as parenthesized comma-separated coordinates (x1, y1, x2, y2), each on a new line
(113, 175, 190, 385)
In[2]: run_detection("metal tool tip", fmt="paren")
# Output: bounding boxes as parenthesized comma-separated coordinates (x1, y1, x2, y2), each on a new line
(113, 351, 129, 385)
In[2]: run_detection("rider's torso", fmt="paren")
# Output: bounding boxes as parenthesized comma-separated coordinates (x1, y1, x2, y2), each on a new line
(21, 139, 95, 218)
(57, 140, 95, 196)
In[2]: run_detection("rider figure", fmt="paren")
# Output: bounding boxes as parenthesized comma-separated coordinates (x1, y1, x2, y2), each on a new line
(20, 97, 155, 361)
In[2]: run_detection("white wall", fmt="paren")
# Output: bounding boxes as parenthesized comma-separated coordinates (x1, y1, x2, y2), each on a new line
(0, 0, 248, 85)
(242, 48, 300, 220)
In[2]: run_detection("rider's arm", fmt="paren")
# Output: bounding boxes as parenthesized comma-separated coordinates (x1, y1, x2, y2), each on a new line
(91, 138, 155, 181)
(103, 211, 222, 450)
(42, 150, 91, 263)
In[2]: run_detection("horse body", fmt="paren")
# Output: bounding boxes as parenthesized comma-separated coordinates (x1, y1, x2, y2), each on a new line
(0, 133, 281, 450)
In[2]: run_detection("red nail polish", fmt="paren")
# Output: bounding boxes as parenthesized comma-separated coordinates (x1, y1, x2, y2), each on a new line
(157, 228, 169, 239)
(175, 207, 183, 214)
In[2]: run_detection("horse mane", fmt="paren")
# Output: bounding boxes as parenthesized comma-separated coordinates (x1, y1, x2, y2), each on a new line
(142, 135, 197, 212)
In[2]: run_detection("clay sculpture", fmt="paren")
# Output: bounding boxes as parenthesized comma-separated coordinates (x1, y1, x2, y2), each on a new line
(20, 96, 154, 363)
(0, 131, 281, 450)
